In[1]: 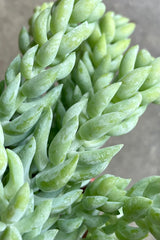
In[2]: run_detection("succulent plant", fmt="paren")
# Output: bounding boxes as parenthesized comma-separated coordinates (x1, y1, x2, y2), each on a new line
(0, 0, 160, 239)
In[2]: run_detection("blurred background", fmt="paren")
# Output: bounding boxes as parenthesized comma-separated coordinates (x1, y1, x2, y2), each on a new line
(0, 0, 160, 183)
(0, 1, 160, 239)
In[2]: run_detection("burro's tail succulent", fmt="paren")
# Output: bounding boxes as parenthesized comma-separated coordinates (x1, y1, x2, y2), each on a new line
(0, 0, 160, 239)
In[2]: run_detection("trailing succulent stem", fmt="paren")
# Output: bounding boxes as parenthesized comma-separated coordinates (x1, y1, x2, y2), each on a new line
(0, 0, 160, 239)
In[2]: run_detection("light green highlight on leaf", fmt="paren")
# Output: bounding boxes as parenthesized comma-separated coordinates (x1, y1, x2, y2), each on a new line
(57, 217, 83, 233)
(19, 27, 30, 54)
(79, 112, 126, 140)
(100, 11, 115, 43)
(3, 105, 43, 135)
(36, 31, 63, 67)
(119, 45, 139, 78)
(50, 0, 74, 34)
(5, 55, 21, 85)
(114, 23, 135, 42)
(2, 183, 30, 224)
(108, 39, 131, 59)
(115, 66, 151, 99)
(58, 22, 95, 56)
(34, 108, 53, 171)
(87, 82, 121, 118)
(21, 45, 39, 79)
(33, 8, 50, 45)
(4, 149, 24, 201)
(49, 116, 79, 165)
(36, 155, 79, 192)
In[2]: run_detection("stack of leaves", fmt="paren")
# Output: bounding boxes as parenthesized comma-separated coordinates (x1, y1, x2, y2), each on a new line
(0, 0, 160, 239)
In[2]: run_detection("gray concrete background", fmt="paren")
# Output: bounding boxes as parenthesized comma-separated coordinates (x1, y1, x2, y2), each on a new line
(0, 2, 160, 238)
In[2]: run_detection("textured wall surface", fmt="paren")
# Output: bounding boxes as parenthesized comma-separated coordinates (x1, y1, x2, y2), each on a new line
(0, 3, 160, 239)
